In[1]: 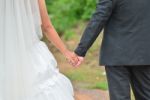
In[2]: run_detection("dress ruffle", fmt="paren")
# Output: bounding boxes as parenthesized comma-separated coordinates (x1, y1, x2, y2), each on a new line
(29, 41, 74, 100)
(0, 0, 74, 99)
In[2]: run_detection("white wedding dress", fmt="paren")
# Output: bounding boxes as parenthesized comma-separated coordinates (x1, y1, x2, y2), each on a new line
(0, 0, 74, 100)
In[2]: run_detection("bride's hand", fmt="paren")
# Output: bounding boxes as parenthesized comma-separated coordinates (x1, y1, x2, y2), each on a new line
(63, 50, 79, 66)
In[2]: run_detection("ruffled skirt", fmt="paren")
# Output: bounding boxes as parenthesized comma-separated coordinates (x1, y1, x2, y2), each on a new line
(29, 41, 74, 100)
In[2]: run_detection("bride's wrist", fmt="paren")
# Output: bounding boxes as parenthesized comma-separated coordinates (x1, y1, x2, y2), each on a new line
(61, 48, 69, 56)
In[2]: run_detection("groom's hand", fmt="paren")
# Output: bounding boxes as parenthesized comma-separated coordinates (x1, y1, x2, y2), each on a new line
(73, 53, 84, 67)
(76, 56, 84, 67)
(65, 51, 84, 67)
(64, 50, 79, 66)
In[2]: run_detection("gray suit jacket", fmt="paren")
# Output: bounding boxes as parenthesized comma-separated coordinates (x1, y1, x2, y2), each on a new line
(75, 0, 150, 65)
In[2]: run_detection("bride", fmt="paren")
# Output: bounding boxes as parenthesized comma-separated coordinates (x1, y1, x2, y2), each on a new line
(0, 0, 78, 100)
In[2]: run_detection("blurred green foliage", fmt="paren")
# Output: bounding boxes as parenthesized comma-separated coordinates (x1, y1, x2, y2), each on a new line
(46, 0, 97, 36)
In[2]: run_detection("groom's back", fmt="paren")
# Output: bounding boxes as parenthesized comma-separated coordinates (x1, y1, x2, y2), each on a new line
(105, 0, 150, 34)
(101, 0, 150, 65)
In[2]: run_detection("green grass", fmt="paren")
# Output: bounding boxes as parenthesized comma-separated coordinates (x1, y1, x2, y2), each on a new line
(93, 82, 108, 90)
(66, 69, 87, 81)
(64, 64, 108, 90)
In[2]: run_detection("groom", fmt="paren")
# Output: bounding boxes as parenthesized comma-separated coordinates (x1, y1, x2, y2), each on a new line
(72, 0, 150, 100)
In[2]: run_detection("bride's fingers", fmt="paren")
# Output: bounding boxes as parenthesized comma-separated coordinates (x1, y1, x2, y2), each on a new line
(71, 59, 77, 66)
(72, 57, 78, 64)
(65, 54, 79, 66)
(67, 58, 76, 66)
(70, 58, 79, 66)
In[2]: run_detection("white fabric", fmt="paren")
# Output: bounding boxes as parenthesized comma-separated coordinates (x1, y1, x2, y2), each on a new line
(0, 0, 74, 100)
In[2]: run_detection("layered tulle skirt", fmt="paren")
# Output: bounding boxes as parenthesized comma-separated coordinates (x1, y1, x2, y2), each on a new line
(30, 41, 74, 100)
(0, 0, 74, 99)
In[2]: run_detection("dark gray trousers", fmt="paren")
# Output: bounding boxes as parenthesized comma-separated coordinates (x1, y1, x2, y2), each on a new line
(105, 66, 150, 100)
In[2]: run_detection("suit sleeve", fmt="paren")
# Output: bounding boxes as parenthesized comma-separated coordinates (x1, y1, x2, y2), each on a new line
(75, 0, 116, 57)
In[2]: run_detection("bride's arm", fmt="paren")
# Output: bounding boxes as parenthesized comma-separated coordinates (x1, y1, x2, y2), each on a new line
(38, 0, 78, 65)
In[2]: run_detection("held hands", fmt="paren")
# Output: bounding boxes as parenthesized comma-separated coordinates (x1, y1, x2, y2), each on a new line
(64, 50, 84, 67)
(73, 53, 84, 67)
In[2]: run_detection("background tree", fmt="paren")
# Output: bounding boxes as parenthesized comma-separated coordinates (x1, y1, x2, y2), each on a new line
(46, 0, 97, 35)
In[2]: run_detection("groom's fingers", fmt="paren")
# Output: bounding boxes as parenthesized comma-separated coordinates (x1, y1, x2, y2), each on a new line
(75, 57, 84, 67)
(76, 61, 82, 67)
(76, 61, 81, 67)
(66, 52, 84, 67)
